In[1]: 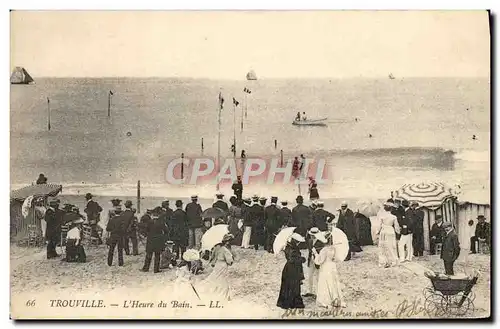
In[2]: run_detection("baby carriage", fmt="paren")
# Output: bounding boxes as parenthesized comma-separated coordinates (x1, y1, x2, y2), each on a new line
(423, 271, 479, 317)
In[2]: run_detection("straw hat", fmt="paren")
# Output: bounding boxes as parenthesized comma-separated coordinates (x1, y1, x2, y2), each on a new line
(183, 249, 200, 262)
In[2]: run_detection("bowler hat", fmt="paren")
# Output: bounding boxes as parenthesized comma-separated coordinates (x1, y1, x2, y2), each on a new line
(477, 215, 486, 220)
(111, 199, 122, 206)
(281, 200, 288, 205)
(85, 193, 93, 200)
(175, 200, 183, 207)
(124, 200, 133, 208)
(271, 196, 278, 203)
(296, 195, 304, 202)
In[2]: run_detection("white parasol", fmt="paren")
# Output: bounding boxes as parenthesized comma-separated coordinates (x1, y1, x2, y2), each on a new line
(201, 224, 229, 251)
(356, 199, 382, 218)
(273, 227, 297, 255)
(326, 227, 350, 262)
(22, 195, 34, 218)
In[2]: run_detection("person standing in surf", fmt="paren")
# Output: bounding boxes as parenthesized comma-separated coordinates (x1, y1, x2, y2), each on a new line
(308, 176, 319, 201)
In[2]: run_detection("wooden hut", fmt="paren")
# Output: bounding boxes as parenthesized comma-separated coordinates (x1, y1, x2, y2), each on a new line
(10, 184, 62, 242)
(392, 183, 490, 251)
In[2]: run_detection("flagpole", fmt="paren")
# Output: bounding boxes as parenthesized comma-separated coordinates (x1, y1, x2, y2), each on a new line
(233, 102, 236, 159)
(47, 97, 51, 131)
(216, 101, 222, 192)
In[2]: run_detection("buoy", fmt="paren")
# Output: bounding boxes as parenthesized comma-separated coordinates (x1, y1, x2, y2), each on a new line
(126, 132, 132, 137)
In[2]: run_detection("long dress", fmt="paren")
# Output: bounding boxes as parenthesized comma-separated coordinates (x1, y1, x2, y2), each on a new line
(201, 245, 234, 301)
(172, 265, 201, 302)
(277, 243, 306, 309)
(227, 205, 243, 246)
(314, 246, 345, 308)
(376, 209, 401, 267)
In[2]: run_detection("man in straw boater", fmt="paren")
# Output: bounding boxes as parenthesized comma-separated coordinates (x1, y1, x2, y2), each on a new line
(170, 200, 189, 261)
(65, 211, 86, 263)
(336, 201, 357, 261)
(84, 193, 103, 245)
(240, 197, 253, 249)
(44, 199, 61, 259)
(407, 201, 424, 257)
(106, 200, 126, 267)
(250, 196, 267, 251)
(264, 196, 281, 253)
(441, 221, 460, 276)
(142, 207, 169, 273)
(312, 201, 335, 232)
(213, 193, 229, 213)
(303, 227, 325, 298)
(185, 195, 204, 249)
(122, 200, 139, 256)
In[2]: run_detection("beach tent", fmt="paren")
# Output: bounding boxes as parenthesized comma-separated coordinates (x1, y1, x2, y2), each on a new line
(10, 67, 34, 84)
(392, 182, 458, 251)
(456, 189, 490, 250)
(10, 184, 62, 241)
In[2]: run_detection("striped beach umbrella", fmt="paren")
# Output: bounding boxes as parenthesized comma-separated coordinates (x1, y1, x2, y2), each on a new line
(392, 182, 455, 209)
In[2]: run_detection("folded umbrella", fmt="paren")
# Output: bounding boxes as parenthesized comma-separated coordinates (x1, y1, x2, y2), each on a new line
(201, 224, 229, 251)
(273, 227, 297, 255)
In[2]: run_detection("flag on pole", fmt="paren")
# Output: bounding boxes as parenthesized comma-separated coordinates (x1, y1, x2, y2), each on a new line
(243, 87, 252, 94)
(218, 92, 224, 110)
(232, 97, 239, 107)
(109, 90, 114, 95)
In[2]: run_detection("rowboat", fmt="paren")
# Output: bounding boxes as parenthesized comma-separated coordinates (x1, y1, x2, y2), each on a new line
(292, 118, 328, 126)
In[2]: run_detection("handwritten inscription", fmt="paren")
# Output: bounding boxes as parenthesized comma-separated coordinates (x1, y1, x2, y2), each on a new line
(281, 298, 448, 319)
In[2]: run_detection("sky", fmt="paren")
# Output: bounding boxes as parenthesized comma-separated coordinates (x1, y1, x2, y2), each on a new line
(10, 10, 490, 79)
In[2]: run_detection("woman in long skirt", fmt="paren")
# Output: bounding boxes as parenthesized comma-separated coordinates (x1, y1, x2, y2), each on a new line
(313, 233, 346, 308)
(277, 233, 306, 309)
(376, 203, 401, 267)
(227, 197, 243, 246)
(201, 234, 236, 301)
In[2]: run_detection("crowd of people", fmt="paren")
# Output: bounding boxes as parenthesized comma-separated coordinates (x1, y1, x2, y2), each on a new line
(40, 185, 491, 309)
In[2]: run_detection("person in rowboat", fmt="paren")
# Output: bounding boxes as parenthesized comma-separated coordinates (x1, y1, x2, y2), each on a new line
(302, 112, 307, 121)
(295, 112, 301, 121)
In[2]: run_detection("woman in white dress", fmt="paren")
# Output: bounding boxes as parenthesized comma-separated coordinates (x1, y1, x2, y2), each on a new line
(376, 202, 401, 268)
(201, 233, 236, 301)
(313, 232, 346, 308)
(172, 250, 203, 302)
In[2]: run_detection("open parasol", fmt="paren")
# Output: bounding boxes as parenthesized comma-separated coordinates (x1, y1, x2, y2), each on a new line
(392, 182, 456, 209)
(201, 224, 229, 251)
(202, 207, 226, 219)
(356, 199, 382, 218)
(273, 227, 297, 255)
(325, 227, 350, 262)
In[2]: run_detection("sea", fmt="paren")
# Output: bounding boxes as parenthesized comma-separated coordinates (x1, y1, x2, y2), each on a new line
(10, 77, 490, 202)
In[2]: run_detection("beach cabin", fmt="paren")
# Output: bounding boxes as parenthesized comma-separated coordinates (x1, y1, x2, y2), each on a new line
(392, 183, 490, 251)
(10, 184, 62, 243)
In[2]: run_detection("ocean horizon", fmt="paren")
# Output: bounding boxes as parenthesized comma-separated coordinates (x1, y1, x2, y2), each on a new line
(10, 77, 490, 202)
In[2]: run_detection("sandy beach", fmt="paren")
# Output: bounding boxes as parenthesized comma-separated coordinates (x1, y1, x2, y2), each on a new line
(10, 242, 490, 319)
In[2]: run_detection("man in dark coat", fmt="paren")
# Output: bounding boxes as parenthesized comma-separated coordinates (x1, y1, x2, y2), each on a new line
(213, 193, 229, 212)
(231, 176, 243, 201)
(336, 201, 357, 260)
(106, 207, 125, 267)
(241, 197, 253, 248)
(279, 201, 293, 227)
(441, 222, 460, 275)
(292, 195, 312, 237)
(391, 198, 406, 240)
(44, 200, 60, 259)
(84, 193, 103, 244)
(36, 173, 47, 184)
(312, 201, 335, 231)
(398, 199, 414, 262)
(407, 201, 425, 257)
(185, 195, 203, 249)
(138, 209, 153, 237)
(142, 208, 168, 273)
(470, 215, 491, 254)
(122, 200, 139, 256)
(430, 215, 445, 255)
(264, 196, 281, 253)
(250, 197, 266, 251)
(170, 200, 189, 260)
